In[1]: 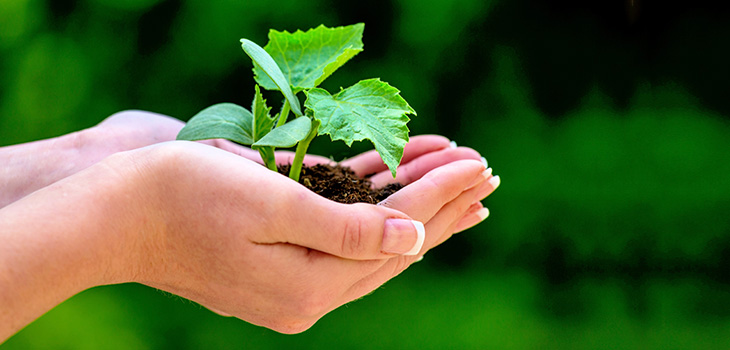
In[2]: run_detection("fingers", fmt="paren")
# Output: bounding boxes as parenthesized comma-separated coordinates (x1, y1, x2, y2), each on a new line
(211, 139, 332, 165)
(423, 177, 494, 248)
(273, 151, 333, 167)
(335, 178, 497, 306)
(256, 191, 426, 260)
(378, 159, 487, 223)
(99, 110, 184, 130)
(437, 169, 500, 240)
(249, 157, 499, 326)
(368, 146, 483, 187)
(337, 254, 418, 308)
(341, 135, 451, 176)
(283, 157, 499, 324)
(453, 202, 490, 233)
(332, 164, 498, 303)
(255, 160, 485, 260)
(209, 139, 262, 161)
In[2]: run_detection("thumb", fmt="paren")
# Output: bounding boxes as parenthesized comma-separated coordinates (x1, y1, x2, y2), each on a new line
(286, 201, 426, 260)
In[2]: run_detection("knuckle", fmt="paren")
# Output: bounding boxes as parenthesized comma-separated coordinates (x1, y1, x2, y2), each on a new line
(265, 288, 332, 334)
(340, 211, 368, 257)
(102, 110, 142, 124)
(270, 317, 318, 334)
(390, 256, 413, 277)
(280, 290, 332, 327)
(297, 292, 331, 318)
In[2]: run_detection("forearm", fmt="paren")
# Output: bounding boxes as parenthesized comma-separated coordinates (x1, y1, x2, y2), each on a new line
(0, 153, 152, 341)
(0, 131, 93, 208)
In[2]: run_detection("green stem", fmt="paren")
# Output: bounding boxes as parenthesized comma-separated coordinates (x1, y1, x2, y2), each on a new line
(258, 147, 277, 172)
(276, 101, 290, 127)
(288, 120, 319, 182)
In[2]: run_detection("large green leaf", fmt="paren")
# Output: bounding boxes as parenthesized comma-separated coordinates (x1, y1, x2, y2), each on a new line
(240, 38, 302, 116)
(305, 78, 416, 176)
(252, 117, 312, 149)
(177, 103, 254, 145)
(251, 85, 275, 141)
(255, 23, 364, 90)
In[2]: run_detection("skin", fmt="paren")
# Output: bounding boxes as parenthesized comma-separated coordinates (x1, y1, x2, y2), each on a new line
(0, 111, 499, 341)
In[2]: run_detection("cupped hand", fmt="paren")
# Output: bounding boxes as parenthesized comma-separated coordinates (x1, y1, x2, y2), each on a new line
(108, 141, 496, 334)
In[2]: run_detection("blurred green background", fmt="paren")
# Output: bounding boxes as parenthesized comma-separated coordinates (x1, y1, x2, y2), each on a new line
(2, 0, 730, 348)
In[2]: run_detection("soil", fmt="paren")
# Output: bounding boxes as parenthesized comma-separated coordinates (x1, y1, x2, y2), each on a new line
(277, 164, 403, 204)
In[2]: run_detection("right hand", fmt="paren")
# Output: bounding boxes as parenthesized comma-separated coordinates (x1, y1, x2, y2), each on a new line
(104, 141, 493, 333)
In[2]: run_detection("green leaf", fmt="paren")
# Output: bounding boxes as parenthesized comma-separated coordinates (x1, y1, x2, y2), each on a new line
(240, 38, 303, 116)
(251, 85, 275, 141)
(252, 117, 312, 149)
(255, 23, 364, 90)
(177, 103, 254, 145)
(305, 78, 416, 177)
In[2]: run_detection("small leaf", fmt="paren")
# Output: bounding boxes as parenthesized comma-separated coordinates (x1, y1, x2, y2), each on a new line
(240, 38, 303, 116)
(251, 85, 275, 142)
(252, 117, 312, 149)
(255, 23, 364, 90)
(305, 78, 416, 177)
(177, 103, 254, 145)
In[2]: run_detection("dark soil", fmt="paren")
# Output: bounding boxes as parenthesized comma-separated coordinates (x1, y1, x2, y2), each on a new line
(277, 164, 403, 204)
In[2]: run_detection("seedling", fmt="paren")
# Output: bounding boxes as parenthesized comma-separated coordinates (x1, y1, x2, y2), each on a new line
(177, 23, 416, 181)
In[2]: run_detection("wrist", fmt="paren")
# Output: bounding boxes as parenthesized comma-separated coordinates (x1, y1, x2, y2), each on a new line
(88, 148, 170, 285)
(0, 149, 159, 339)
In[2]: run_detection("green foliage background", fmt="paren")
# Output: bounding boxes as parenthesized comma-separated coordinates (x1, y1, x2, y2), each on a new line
(2, 0, 730, 348)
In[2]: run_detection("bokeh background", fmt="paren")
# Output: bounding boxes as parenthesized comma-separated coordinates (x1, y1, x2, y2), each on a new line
(2, 0, 730, 348)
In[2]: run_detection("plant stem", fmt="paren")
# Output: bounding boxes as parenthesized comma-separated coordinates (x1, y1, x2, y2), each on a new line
(258, 147, 277, 171)
(276, 101, 290, 127)
(288, 119, 320, 182)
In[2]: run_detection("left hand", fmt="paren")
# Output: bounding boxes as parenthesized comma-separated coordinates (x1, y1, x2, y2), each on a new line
(2, 110, 497, 215)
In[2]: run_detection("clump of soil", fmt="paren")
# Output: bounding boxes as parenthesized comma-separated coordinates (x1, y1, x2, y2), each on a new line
(277, 164, 403, 204)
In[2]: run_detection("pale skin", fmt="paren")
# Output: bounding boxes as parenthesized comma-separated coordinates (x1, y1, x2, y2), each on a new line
(0, 111, 499, 341)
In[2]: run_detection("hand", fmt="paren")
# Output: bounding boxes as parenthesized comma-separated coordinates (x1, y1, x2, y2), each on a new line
(0, 138, 498, 339)
(0, 110, 316, 207)
(157, 139, 500, 329)
(1, 110, 488, 208)
(117, 142, 494, 333)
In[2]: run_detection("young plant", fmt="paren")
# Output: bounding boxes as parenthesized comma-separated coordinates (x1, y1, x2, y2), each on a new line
(177, 23, 416, 181)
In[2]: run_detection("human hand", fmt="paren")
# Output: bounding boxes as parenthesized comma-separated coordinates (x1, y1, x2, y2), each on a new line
(108, 141, 495, 333)
(0, 110, 315, 207)
(2, 109, 490, 209)
(0, 138, 498, 339)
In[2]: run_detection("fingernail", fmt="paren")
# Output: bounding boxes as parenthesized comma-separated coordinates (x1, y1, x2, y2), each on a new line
(467, 167, 492, 189)
(488, 175, 501, 191)
(474, 174, 500, 201)
(481, 157, 488, 168)
(383, 219, 426, 256)
(475, 207, 490, 221)
(414, 255, 424, 263)
(449, 141, 458, 149)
